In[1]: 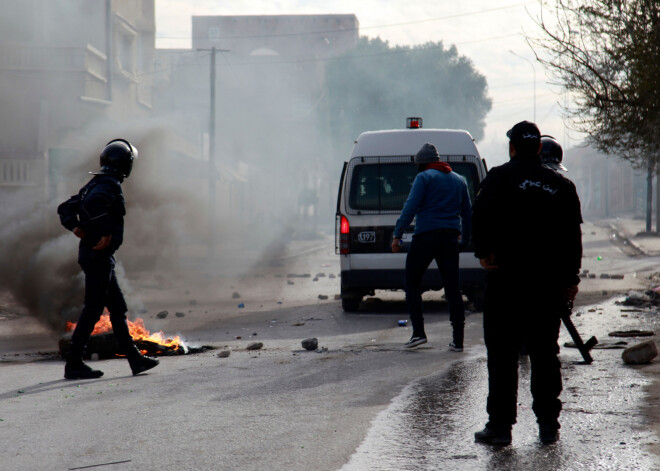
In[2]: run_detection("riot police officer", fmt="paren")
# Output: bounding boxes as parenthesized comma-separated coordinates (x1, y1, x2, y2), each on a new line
(58, 139, 159, 379)
(472, 121, 582, 445)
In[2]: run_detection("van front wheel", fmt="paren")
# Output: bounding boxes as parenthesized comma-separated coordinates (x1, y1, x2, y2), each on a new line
(341, 287, 362, 312)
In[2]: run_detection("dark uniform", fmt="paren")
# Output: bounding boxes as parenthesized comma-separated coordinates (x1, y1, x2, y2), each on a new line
(58, 139, 158, 379)
(58, 174, 133, 359)
(472, 122, 582, 444)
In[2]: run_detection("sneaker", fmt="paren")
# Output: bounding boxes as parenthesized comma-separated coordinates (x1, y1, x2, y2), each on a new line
(64, 361, 104, 380)
(404, 336, 428, 348)
(474, 426, 512, 445)
(449, 342, 464, 352)
(539, 424, 560, 443)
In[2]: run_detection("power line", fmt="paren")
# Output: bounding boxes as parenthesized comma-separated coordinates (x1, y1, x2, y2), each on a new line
(155, 2, 534, 41)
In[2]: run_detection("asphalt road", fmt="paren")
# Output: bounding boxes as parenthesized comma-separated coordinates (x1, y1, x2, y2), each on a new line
(0, 220, 658, 470)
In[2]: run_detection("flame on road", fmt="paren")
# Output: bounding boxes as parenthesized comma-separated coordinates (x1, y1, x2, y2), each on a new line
(66, 310, 186, 353)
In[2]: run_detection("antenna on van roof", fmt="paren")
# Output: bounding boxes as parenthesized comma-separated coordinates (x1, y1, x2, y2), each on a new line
(406, 117, 423, 129)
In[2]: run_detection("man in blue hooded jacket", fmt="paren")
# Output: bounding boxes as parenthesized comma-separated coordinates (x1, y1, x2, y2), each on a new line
(392, 142, 472, 350)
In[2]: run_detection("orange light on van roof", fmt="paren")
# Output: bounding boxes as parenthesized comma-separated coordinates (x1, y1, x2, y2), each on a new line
(406, 117, 423, 129)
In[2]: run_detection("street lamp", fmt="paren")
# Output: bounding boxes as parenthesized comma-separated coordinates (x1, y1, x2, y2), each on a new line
(509, 49, 536, 123)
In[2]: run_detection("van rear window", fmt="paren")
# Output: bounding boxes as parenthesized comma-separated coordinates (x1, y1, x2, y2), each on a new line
(348, 161, 478, 213)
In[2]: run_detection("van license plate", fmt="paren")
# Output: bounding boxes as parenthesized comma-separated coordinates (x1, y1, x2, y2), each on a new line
(357, 231, 376, 243)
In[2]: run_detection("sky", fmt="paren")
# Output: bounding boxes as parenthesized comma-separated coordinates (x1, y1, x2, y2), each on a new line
(155, 0, 581, 167)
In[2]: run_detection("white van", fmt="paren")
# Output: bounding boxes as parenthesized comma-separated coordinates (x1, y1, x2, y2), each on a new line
(335, 118, 488, 311)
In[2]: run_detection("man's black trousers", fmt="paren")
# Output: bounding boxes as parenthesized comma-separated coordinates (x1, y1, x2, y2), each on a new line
(69, 246, 133, 359)
(404, 230, 465, 343)
(483, 271, 563, 429)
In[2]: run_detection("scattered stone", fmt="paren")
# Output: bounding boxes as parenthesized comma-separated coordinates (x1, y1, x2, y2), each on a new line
(217, 350, 231, 358)
(157, 310, 169, 319)
(232, 292, 241, 299)
(600, 274, 611, 279)
(318, 294, 328, 300)
(302, 338, 318, 351)
(175, 312, 185, 318)
(609, 330, 655, 338)
(292, 322, 305, 326)
(611, 274, 625, 280)
(246, 342, 263, 351)
(622, 340, 658, 364)
(313, 278, 319, 282)
(602, 290, 608, 296)
(236, 336, 242, 339)
(252, 332, 258, 336)
(329, 274, 336, 279)
(287, 280, 295, 285)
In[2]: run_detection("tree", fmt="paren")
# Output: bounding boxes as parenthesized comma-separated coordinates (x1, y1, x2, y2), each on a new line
(324, 37, 492, 158)
(527, 0, 660, 232)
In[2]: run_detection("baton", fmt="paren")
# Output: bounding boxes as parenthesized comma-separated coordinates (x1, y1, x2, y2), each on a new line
(561, 300, 598, 364)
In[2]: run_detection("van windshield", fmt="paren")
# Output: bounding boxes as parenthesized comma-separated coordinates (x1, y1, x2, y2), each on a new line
(348, 160, 478, 213)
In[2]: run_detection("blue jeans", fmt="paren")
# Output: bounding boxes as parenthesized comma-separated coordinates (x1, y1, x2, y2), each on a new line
(404, 230, 465, 344)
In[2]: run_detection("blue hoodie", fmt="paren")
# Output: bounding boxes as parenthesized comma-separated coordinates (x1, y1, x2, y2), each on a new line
(393, 166, 472, 244)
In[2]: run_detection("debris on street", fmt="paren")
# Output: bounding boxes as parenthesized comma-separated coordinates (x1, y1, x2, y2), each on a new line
(156, 310, 168, 319)
(302, 338, 318, 351)
(609, 330, 655, 338)
(246, 342, 263, 351)
(622, 340, 658, 364)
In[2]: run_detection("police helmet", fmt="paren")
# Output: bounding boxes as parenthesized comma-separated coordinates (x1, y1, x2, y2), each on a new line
(540, 135, 566, 172)
(98, 139, 138, 178)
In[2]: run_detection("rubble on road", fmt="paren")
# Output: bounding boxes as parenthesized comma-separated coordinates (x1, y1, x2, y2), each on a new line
(246, 342, 263, 351)
(302, 338, 318, 351)
(622, 340, 658, 364)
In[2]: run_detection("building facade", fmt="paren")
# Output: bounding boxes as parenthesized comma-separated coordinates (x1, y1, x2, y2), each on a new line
(0, 0, 155, 194)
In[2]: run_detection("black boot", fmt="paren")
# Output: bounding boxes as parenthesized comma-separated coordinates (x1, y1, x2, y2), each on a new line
(64, 356, 104, 380)
(539, 423, 560, 443)
(474, 424, 512, 445)
(127, 346, 159, 375)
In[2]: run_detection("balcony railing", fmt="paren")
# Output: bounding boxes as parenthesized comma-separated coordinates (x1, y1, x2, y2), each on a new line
(0, 159, 42, 187)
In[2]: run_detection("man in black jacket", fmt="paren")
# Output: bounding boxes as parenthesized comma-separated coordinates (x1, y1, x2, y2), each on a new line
(472, 121, 582, 445)
(58, 139, 159, 380)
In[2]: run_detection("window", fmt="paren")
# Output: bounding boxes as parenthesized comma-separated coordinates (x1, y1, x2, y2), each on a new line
(348, 160, 479, 213)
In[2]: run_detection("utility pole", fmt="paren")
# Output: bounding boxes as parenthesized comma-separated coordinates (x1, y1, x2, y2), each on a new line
(198, 46, 229, 256)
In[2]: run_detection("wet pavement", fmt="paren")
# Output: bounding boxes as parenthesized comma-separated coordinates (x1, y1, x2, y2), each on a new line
(343, 297, 660, 471)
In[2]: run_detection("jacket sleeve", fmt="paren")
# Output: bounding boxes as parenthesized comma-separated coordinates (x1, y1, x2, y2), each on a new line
(57, 195, 81, 232)
(471, 168, 500, 259)
(561, 180, 583, 287)
(460, 180, 472, 247)
(79, 179, 121, 236)
(393, 173, 425, 238)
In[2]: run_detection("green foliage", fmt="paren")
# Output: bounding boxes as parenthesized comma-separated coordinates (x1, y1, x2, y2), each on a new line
(324, 37, 492, 157)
